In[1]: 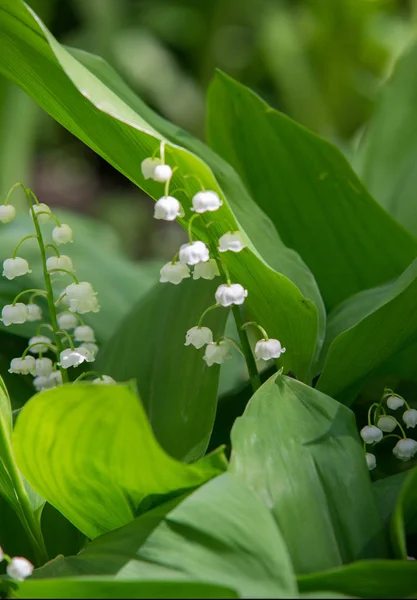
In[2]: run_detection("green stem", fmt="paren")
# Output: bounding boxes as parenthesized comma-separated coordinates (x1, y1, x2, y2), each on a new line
(23, 186, 68, 384)
(56, 330, 75, 350)
(12, 234, 38, 258)
(44, 244, 60, 257)
(22, 343, 57, 359)
(184, 173, 205, 191)
(188, 213, 200, 243)
(48, 268, 79, 283)
(74, 370, 103, 383)
(241, 321, 269, 340)
(197, 304, 221, 327)
(231, 305, 261, 393)
(13, 288, 46, 305)
(34, 210, 61, 226)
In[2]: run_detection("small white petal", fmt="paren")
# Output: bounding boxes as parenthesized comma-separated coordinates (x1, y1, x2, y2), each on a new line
(218, 231, 246, 253)
(93, 375, 116, 385)
(386, 395, 404, 410)
(74, 325, 96, 343)
(393, 438, 417, 461)
(191, 191, 222, 213)
(254, 339, 286, 361)
(365, 453, 377, 471)
(26, 304, 42, 322)
(57, 313, 78, 330)
(46, 255, 74, 274)
(403, 409, 417, 429)
(52, 224, 73, 245)
(64, 282, 100, 314)
(1, 303, 28, 326)
(7, 557, 34, 581)
(28, 336, 52, 354)
(185, 326, 213, 349)
(376, 415, 397, 433)
(159, 262, 190, 285)
(203, 341, 232, 367)
(35, 357, 53, 377)
(154, 196, 182, 221)
(360, 425, 383, 444)
(215, 283, 248, 307)
(0, 204, 16, 223)
(153, 164, 173, 182)
(59, 348, 94, 369)
(179, 241, 210, 265)
(33, 370, 62, 392)
(193, 259, 220, 280)
(31, 203, 51, 224)
(2, 257, 31, 280)
(141, 157, 162, 179)
(9, 356, 36, 376)
(79, 343, 99, 358)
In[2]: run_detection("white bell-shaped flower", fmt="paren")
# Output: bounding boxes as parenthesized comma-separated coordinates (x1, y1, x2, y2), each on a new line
(79, 343, 99, 358)
(141, 157, 162, 179)
(215, 283, 248, 307)
(255, 339, 286, 361)
(9, 356, 36, 376)
(393, 438, 417, 462)
(191, 191, 222, 213)
(74, 325, 96, 343)
(1, 303, 28, 326)
(153, 164, 173, 182)
(203, 341, 232, 367)
(59, 347, 94, 369)
(193, 259, 220, 280)
(376, 415, 397, 433)
(218, 231, 246, 253)
(6, 557, 34, 581)
(154, 196, 182, 221)
(57, 312, 78, 330)
(365, 453, 377, 471)
(185, 326, 213, 349)
(2, 257, 31, 280)
(46, 255, 74, 274)
(35, 357, 53, 378)
(179, 241, 210, 265)
(0, 204, 16, 223)
(31, 203, 51, 224)
(26, 303, 42, 322)
(93, 375, 117, 385)
(28, 336, 52, 354)
(52, 224, 73, 245)
(0, 546, 4, 561)
(386, 394, 404, 410)
(360, 425, 383, 444)
(159, 261, 190, 285)
(403, 409, 417, 429)
(64, 282, 100, 314)
(35, 371, 63, 391)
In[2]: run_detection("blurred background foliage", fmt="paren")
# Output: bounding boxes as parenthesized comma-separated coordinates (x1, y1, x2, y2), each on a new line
(1, 0, 417, 263)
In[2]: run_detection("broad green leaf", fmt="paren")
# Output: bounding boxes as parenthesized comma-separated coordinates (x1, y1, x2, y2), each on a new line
(0, 0, 325, 381)
(357, 42, 417, 238)
(317, 257, 417, 403)
(32, 474, 297, 599)
(97, 278, 228, 462)
(13, 383, 227, 539)
(391, 467, 417, 558)
(229, 374, 387, 574)
(0, 375, 17, 507)
(372, 471, 409, 528)
(297, 560, 417, 599)
(13, 579, 238, 599)
(206, 70, 417, 310)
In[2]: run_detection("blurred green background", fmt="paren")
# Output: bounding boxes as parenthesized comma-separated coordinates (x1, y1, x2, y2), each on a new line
(1, 0, 417, 262)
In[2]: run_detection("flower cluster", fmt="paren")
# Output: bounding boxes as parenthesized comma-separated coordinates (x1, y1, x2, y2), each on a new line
(142, 145, 287, 369)
(361, 389, 417, 470)
(0, 184, 115, 389)
(0, 546, 33, 581)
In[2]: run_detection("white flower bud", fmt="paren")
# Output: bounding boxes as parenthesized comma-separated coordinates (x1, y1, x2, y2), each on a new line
(33, 370, 62, 392)
(255, 339, 286, 361)
(46, 255, 74, 274)
(64, 282, 100, 314)
(0, 204, 16, 223)
(203, 341, 232, 366)
(59, 347, 94, 369)
(74, 325, 95, 343)
(386, 395, 404, 410)
(1, 303, 28, 326)
(159, 261, 190, 285)
(31, 203, 51, 224)
(79, 343, 99, 358)
(2, 257, 31, 280)
(26, 304, 42, 322)
(365, 453, 377, 471)
(179, 241, 210, 265)
(403, 409, 417, 429)
(376, 415, 397, 433)
(35, 357, 53, 377)
(57, 312, 78, 330)
(6, 557, 34, 581)
(52, 224, 73, 245)
(191, 191, 222, 213)
(393, 438, 417, 462)
(28, 336, 52, 354)
(93, 375, 116, 385)
(153, 164, 173, 182)
(185, 326, 213, 349)
(141, 157, 162, 179)
(193, 259, 220, 280)
(360, 425, 383, 444)
(218, 231, 246, 253)
(154, 196, 182, 221)
(215, 283, 248, 307)
(9, 356, 36, 376)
